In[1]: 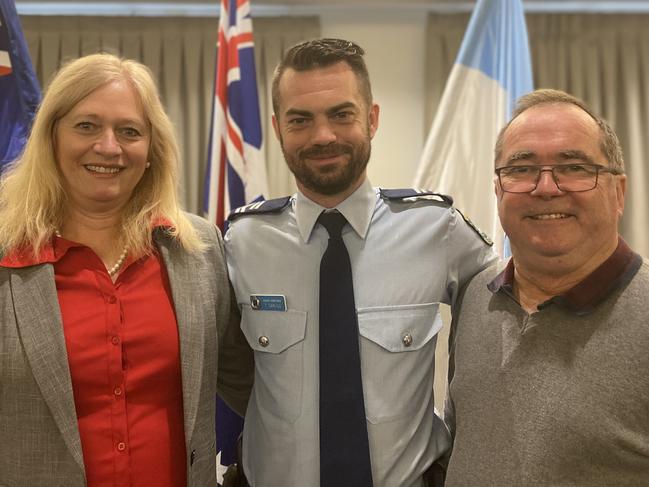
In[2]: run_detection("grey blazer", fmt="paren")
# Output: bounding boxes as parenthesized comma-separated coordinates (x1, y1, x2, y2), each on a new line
(0, 213, 253, 487)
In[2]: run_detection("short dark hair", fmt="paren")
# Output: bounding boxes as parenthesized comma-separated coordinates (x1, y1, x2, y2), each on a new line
(271, 38, 373, 117)
(494, 89, 624, 173)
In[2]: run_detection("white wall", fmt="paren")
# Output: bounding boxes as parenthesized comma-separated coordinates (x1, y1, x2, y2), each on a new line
(320, 10, 428, 188)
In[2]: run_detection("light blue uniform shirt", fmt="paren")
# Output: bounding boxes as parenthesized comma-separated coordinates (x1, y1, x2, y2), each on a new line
(225, 178, 497, 487)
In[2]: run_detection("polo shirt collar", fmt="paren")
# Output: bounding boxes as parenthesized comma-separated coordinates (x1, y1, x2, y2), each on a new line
(488, 237, 643, 315)
(295, 177, 376, 243)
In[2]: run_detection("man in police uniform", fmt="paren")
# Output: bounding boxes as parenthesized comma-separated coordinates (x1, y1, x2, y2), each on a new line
(224, 38, 496, 487)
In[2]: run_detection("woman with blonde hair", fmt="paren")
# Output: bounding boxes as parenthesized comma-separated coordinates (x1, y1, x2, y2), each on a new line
(0, 53, 252, 487)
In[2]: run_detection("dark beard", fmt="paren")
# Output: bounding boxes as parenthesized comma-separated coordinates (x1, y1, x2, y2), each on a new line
(282, 140, 371, 196)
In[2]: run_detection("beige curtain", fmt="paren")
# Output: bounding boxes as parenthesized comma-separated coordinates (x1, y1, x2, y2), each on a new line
(20, 15, 320, 214)
(425, 13, 649, 258)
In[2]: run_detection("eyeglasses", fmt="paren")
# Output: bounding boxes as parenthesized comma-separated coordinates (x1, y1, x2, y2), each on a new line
(495, 163, 618, 193)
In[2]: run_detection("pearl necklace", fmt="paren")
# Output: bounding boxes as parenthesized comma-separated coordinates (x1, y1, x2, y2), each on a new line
(106, 247, 128, 277)
(54, 230, 128, 277)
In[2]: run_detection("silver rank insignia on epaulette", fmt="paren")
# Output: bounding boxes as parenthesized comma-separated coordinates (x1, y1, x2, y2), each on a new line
(379, 188, 453, 206)
(228, 196, 292, 221)
(455, 209, 494, 246)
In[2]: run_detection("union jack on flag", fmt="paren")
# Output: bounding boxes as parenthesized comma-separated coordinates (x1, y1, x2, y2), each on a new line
(0, 21, 12, 77)
(204, 0, 268, 229)
(0, 0, 41, 170)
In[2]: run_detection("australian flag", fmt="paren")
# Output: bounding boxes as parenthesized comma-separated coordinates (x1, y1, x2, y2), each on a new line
(204, 0, 268, 228)
(204, 0, 267, 475)
(0, 0, 40, 171)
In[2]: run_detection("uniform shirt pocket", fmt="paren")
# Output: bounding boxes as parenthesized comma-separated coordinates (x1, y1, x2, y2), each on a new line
(357, 302, 442, 423)
(241, 305, 307, 422)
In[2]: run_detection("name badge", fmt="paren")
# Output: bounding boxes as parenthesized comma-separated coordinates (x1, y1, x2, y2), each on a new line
(250, 294, 287, 311)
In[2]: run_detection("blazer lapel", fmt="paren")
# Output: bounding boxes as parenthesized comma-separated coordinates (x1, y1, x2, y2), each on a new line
(156, 233, 204, 447)
(9, 264, 85, 471)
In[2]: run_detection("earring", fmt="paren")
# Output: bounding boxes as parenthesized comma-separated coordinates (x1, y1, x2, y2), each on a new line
(145, 162, 151, 168)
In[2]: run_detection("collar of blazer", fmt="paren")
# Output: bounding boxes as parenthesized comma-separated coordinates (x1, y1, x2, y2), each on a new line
(8, 227, 207, 475)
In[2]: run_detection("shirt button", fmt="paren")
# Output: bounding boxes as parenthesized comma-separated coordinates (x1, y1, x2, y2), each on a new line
(111, 336, 120, 345)
(108, 295, 117, 304)
(113, 387, 122, 396)
(117, 442, 126, 452)
(402, 333, 413, 347)
(258, 336, 269, 347)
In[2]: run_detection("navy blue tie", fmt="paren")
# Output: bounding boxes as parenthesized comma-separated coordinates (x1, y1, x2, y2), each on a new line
(318, 211, 373, 487)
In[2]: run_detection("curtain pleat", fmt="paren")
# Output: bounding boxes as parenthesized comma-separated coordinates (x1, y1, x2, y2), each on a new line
(20, 15, 320, 214)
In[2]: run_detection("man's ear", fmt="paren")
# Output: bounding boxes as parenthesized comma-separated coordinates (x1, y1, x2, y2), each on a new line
(368, 103, 379, 139)
(271, 114, 281, 141)
(615, 173, 627, 217)
(494, 174, 503, 200)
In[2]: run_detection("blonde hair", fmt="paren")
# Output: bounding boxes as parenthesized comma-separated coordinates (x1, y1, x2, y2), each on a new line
(0, 53, 204, 256)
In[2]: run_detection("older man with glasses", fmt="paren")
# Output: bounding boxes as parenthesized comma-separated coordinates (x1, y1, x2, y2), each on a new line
(444, 89, 649, 486)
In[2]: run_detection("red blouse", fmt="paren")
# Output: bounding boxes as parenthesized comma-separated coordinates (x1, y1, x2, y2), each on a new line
(1, 235, 187, 487)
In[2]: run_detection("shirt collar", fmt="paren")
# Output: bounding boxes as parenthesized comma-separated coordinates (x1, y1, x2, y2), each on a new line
(295, 178, 377, 243)
(488, 237, 643, 315)
(0, 217, 175, 269)
(0, 236, 79, 269)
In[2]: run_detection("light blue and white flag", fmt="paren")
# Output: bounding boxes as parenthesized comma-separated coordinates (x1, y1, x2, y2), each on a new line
(414, 0, 533, 256)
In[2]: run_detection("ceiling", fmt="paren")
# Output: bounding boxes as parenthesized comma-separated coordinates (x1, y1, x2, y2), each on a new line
(16, 0, 649, 5)
(15, 0, 649, 15)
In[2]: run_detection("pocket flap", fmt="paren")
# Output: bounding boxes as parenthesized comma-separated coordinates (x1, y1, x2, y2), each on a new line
(241, 306, 307, 354)
(357, 302, 442, 352)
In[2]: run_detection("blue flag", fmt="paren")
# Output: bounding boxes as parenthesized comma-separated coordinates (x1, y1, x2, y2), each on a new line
(414, 0, 533, 256)
(204, 0, 268, 475)
(0, 0, 40, 171)
(204, 0, 268, 228)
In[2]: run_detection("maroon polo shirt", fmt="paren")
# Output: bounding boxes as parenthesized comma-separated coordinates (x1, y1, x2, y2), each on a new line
(488, 237, 643, 314)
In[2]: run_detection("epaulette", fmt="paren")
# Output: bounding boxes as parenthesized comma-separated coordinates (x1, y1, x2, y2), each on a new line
(379, 188, 453, 206)
(455, 208, 494, 246)
(380, 188, 492, 246)
(228, 196, 292, 221)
